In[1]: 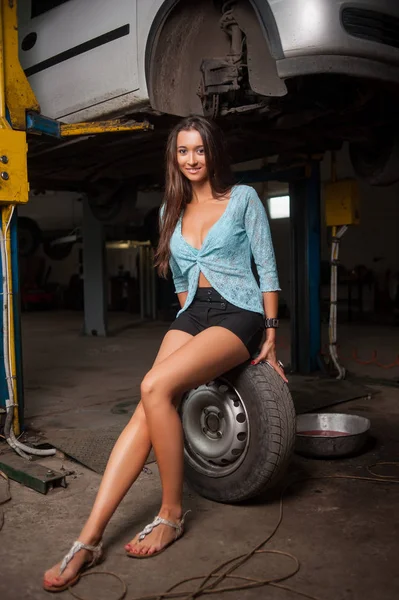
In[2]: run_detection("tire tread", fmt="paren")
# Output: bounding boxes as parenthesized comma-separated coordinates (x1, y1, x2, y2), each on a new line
(184, 362, 296, 503)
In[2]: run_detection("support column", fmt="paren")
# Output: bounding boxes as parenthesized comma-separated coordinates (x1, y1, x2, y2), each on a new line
(0, 208, 24, 433)
(10, 209, 24, 430)
(289, 164, 321, 374)
(139, 245, 157, 321)
(82, 197, 107, 336)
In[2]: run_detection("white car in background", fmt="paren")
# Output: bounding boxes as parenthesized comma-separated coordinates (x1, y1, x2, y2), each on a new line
(18, 0, 399, 189)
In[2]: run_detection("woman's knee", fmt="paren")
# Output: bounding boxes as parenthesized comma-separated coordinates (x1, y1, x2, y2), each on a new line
(140, 370, 173, 405)
(140, 371, 157, 398)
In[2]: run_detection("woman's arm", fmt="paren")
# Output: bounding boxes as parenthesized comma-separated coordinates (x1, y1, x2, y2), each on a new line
(160, 206, 188, 307)
(244, 188, 280, 293)
(244, 189, 286, 381)
(263, 290, 279, 321)
(169, 255, 188, 295)
(252, 290, 287, 382)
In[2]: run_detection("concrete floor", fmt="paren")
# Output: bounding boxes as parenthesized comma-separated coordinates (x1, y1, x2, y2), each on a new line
(1, 311, 399, 600)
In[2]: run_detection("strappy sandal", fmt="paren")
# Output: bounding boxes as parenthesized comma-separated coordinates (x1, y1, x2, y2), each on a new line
(125, 512, 189, 559)
(43, 540, 103, 593)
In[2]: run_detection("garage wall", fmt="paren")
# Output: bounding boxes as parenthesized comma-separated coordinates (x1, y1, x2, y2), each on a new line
(19, 191, 83, 230)
(320, 146, 399, 276)
(107, 247, 140, 279)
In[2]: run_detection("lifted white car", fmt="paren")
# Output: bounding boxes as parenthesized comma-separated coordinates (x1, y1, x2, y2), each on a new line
(19, 0, 399, 186)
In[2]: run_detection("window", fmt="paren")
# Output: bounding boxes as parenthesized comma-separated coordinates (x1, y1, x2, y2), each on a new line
(31, 0, 70, 18)
(267, 195, 290, 219)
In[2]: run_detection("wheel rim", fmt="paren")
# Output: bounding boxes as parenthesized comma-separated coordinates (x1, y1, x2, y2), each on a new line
(181, 377, 250, 478)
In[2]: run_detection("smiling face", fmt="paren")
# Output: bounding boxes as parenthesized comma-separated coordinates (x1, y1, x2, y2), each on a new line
(176, 128, 209, 184)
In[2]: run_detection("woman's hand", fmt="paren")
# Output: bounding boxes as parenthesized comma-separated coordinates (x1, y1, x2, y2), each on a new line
(251, 330, 288, 383)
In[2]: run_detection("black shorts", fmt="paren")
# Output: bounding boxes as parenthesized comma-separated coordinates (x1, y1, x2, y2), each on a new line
(169, 287, 264, 356)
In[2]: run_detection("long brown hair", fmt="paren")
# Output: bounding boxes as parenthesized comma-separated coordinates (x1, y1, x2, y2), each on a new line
(155, 116, 234, 277)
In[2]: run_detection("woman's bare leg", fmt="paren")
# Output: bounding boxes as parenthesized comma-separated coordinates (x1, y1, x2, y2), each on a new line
(126, 326, 250, 556)
(43, 329, 193, 588)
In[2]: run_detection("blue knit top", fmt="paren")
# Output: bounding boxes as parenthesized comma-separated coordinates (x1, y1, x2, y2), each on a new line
(165, 184, 280, 317)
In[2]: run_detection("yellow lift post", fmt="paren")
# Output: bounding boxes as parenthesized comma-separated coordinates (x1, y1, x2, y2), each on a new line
(0, 1, 152, 490)
(0, 0, 37, 441)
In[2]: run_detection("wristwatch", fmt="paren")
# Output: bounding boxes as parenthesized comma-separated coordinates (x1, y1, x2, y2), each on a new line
(265, 318, 279, 329)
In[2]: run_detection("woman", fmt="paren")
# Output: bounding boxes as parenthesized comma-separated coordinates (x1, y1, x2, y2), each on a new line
(43, 116, 286, 592)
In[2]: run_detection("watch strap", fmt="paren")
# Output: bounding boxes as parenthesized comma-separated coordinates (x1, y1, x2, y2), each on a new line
(265, 318, 279, 329)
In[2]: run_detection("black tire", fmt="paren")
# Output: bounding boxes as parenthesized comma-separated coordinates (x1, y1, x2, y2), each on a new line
(181, 361, 296, 503)
(17, 217, 42, 257)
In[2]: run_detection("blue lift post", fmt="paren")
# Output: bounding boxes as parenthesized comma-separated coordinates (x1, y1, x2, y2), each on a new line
(289, 163, 321, 374)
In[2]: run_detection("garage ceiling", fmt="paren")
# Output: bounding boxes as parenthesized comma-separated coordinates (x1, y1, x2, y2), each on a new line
(27, 107, 353, 193)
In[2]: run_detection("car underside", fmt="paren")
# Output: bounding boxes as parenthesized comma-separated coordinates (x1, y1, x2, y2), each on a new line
(27, 0, 399, 192)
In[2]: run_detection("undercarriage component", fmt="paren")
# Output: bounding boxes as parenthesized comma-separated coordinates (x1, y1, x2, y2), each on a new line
(88, 181, 138, 224)
(198, 59, 240, 118)
(349, 128, 399, 187)
(197, 2, 245, 117)
(197, 1, 283, 119)
(200, 59, 241, 96)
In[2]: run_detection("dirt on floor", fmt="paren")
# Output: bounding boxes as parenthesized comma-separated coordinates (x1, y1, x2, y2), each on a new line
(0, 312, 398, 600)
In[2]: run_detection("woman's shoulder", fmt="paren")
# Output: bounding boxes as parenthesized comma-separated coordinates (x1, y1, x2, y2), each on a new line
(233, 184, 258, 199)
(232, 184, 261, 211)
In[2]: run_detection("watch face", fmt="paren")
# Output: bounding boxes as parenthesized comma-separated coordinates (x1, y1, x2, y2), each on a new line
(265, 318, 279, 328)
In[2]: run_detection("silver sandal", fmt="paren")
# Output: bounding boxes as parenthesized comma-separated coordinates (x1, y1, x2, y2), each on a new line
(126, 511, 190, 559)
(43, 540, 103, 593)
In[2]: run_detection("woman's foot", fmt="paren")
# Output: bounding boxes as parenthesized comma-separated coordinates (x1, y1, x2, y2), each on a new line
(43, 537, 102, 592)
(125, 507, 184, 557)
